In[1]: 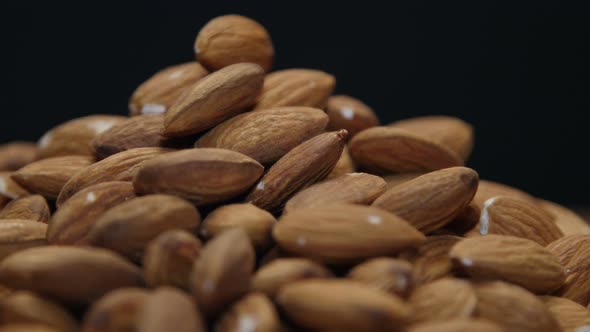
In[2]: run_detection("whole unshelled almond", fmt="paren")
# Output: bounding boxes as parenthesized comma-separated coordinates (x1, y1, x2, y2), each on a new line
(37, 115, 126, 159)
(134, 148, 263, 205)
(539, 199, 590, 236)
(284, 173, 386, 213)
(346, 258, 413, 298)
(195, 15, 274, 72)
(136, 287, 205, 332)
(196, 107, 328, 165)
(349, 127, 463, 174)
(409, 278, 476, 323)
(0, 172, 30, 199)
(246, 130, 347, 213)
(326, 95, 379, 138)
(0, 246, 144, 304)
(87, 194, 201, 261)
(82, 288, 150, 332)
(326, 146, 355, 179)
(407, 319, 504, 332)
(381, 172, 424, 190)
(57, 147, 171, 206)
(11, 156, 93, 199)
(47, 181, 136, 245)
(373, 167, 479, 233)
(0, 219, 47, 261)
(255, 69, 335, 110)
(540, 296, 590, 332)
(129, 62, 209, 116)
(163, 63, 264, 137)
(546, 235, 590, 305)
(200, 203, 276, 251)
(479, 196, 563, 245)
(473, 179, 537, 209)
(215, 293, 280, 332)
(277, 279, 412, 332)
(0, 195, 50, 223)
(273, 204, 425, 264)
(450, 235, 565, 293)
(0, 142, 38, 171)
(0, 291, 78, 332)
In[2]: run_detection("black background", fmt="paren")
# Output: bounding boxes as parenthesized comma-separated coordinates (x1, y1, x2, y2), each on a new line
(2, 1, 590, 205)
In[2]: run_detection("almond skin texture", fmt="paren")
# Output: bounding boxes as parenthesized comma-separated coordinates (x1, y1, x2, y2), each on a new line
(200, 203, 276, 251)
(195, 15, 274, 72)
(196, 107, 328, 165)
(134, 148, 263, 206)
(246, 130, 347, 213)
(373, 167, 479, 233)
(87, 194, 201, 262)
(47, 181, 136, 245)
(540, 296, 590, 332)
(326, 146, 355, 179)
(11, 155, 93, 199)
(273, 204, 425, 264)
(82, 288, 150, 332)
(0, 142, 38, 171)
(136, 287, 206, 332)
(0, 219, 47, 263)
(57, 147, 171, 207)
(0, 291, 78, 332)
(546, 235, 590, 305)
(0, 246, 144, 304)
(406, 319, 504, 332)
(326, 95, 379, 138)
(215, 293, 281, 332)
(0, 195, 50, 223)
(284, 172, 387, 213)
(163, 63, 264, 137)
(255, 69, 335, 110)
(347, 258, 413, 298)
(143, 230, 202, 290)
(190, 229, 255, 316)
(0, 172, 30, 199)
(37, 115, 126, 159)
(408, 278, 477, 323)
(474, 281, 562, 332)
(450, 235, 566, 294)
(251, 258, 332, 298)
(473, 179, 537, 209)
(349, 127, 463, 174)
(381, 173, 424, 190)
(276, 279, 412, 332)
(539, 199, 590, 235)
(129, 62, 209, 116)
(479, 196, 563, 245)
(389, 115, 474, 160)
(400, 235, 462, 286)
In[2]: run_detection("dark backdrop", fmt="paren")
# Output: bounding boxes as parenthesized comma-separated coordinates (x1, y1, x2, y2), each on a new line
(3, 1, 590, 205)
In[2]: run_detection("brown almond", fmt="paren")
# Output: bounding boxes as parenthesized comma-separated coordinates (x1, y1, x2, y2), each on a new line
(143, 230, 202, 290)
(133, 148, 263, 205)
(190, 229, 255, 316)
(0, 246, 144, 304)
(273, 204, 425, 264)
(0, 196, 10, 211)
(255, 69, 335, 110)
(277, 279, 412, 332)
(381, 172, 424, 190)
(373, 167, 479, 233)
(0, 172, 30, 199)
(163, 63, 264, 136)
(200, 203, 276, 251)
(246, 130, 347, 213)
(37, 115, 126, 158)
(407, 319, 504, 332)
(540, 296, 590, 332)
(215, 293, 280, 332)
(444, 203, 480, 235)
(0, 291, 78, 332)
(11, 155, 93, 199)
(136, 287, 205, 332)
(546, 235, 590, 305)
(326, 95, 380, 138)
(129, 62, 209, 116)
(349, 127, 463, 174)
(0, 142, 38, 171)
(0, 219, 47, 261)
(346, 257, 413, 298)
(450, 235, 565, 293)
(409, 278, 476, 323)
(400, 235, 462, 286)
(82, 288, 149, 332)
(473, 179, 537, 209)
(539, 199, 590, 236)
(196, 107, 328, 165)
(326, 145, 355, 179)
(0, 195, 50, 223)
(47, 181, 136, 245)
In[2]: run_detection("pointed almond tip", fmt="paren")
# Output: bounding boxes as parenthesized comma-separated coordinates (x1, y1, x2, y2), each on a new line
(336, 129, 349, 141)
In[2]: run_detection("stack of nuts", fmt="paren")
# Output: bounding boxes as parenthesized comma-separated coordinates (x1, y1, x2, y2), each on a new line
(1, 14, 590, 332)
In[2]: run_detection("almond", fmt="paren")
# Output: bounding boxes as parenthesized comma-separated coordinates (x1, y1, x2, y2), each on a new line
(134, 148, 263, 205)
(215, 293, 281, 332)
(326, 95, 379, 138)
(0, 246, 144, 304)
(273, 204, 425, 264)
(11, 155, 93, 199)
(349, 127, 463, 174)
(129, 62, 209, 116)
(246, 130, 347, 213)
(408, 278, 476, 323)
(473, 179, 537, 209)
(400, 235, 462, 285)
(87, 194, 201, 262)
(0, 291, 78, 332)
(136, 287, 206, 332)
(546, 235, 590, 305)
(163, 63, 264, 137)
(37, 115, 126, 158)
(195, 15, 274, 72)
(406, 319, 504, 332)
(254, 69, 335, 110)
(450, 235, 565, 293)
(283, 173, 387, 213)
(0, 219, 47, 261)
(478, 196, 563, 245)
(200, 203, 276, 251)
(47, 181, 136, 245)
(346, 257, 413, 298)
(57, 147, 171, 206)
(444, 203, 480, 235)
(82, 288, 150, 332)
(540, 296, 590, 332)
(381, 172, 424, 190)
(190, 229, 255, 316)
(196, 107, 328, 165)
(539, 199, 590, 236)
(276, 279, 412, 332)
(372, 167, 479, 233)
(326, 146, 355, 179)
(0, 172, 30, 199)
(0, 142, 38, 171)
(0, 195, 50, 223)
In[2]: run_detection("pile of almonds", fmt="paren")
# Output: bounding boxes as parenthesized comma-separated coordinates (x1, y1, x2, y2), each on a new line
(1, 14, 589, 332)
